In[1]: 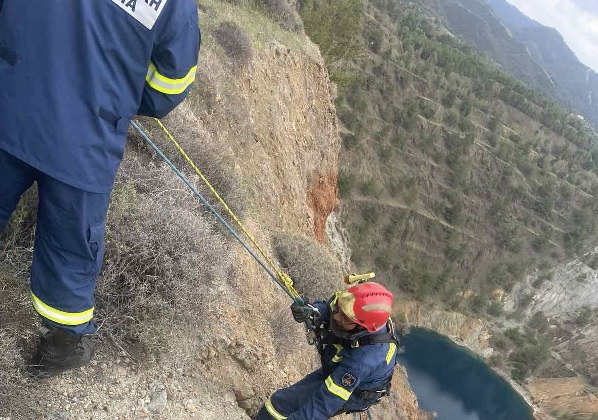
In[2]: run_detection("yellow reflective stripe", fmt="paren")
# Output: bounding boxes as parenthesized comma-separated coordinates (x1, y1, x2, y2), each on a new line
(265, 399, 287, 420)
(325, 376, 352, 401)
(146, 62, 197, 95)
(386, 342, 397, 365)
(329, 292, 340, 312)
(31, 293, 94, 326)
(332, 344, 343, 363)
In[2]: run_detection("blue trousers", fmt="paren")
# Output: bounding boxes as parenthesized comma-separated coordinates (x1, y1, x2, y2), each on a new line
(256, 369, 328, 419)
(0, 149, 110, 334)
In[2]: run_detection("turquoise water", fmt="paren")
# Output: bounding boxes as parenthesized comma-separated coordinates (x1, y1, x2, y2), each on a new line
(398, 328, 534, 420)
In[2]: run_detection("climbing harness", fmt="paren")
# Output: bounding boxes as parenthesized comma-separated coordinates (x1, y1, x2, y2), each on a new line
(316, 314, 399, 419)
(131, 118, 304, 304)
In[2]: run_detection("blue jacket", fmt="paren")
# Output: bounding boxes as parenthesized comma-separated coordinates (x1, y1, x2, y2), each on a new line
(288, 294, 398, 418)
(0, 0, 200, 193)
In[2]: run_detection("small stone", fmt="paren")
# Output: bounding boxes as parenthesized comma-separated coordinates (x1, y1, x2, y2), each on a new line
(147, 383, 168, 414)
(184, 399, 198, 413)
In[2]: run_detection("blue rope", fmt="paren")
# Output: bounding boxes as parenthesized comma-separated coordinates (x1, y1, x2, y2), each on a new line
(131, 121, 304, 304)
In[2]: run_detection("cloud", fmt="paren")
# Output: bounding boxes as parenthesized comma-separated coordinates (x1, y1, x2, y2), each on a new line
(507, 0, 598, 71)
(568, 0, 598, 17)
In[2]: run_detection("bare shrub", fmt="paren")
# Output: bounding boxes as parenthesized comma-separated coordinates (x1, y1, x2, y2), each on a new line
(272, 233, 343, 302)
(96, 152, 235, 357)
(213, 22, 253, 66)
(257, 0, 303, 32)
(0, 187, 38, 275)
(132, 114, 249, 225)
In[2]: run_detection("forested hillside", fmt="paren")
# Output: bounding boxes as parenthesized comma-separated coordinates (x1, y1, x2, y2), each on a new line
(299, 0, 598, 389)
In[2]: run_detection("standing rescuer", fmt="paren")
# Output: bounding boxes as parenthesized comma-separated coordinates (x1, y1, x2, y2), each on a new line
(0, 0, 200, 375)
(256, 281, 399, 419)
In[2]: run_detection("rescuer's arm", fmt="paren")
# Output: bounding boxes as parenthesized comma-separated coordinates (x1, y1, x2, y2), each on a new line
(138, 7, 201, 118)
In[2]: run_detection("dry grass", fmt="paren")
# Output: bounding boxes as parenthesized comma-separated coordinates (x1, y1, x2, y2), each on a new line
(0, 271, 42, 419)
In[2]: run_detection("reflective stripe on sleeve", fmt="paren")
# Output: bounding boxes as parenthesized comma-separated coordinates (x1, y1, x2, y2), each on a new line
(386, 342, 397, 365)
(325, 376, 352, 401)
(146, 62, 197, 95)
(265, 398, 287, 420)
(31, 293, 94, 326)
(331, 344, 343, 363)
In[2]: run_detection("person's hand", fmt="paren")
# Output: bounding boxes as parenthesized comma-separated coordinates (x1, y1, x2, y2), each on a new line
(290, 301, 315, 323)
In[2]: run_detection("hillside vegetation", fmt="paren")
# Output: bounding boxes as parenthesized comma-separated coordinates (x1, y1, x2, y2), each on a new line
(299, 0, 598, 386)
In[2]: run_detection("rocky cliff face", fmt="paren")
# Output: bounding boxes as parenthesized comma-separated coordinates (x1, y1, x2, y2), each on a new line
(396, 299, 492, 357)
(504, 250, 598, 417)
(507, 248, 598, 320)
(0, 3, 427, 419)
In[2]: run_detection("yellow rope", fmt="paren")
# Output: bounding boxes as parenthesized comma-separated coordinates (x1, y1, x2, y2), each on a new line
(152, 118, 301, 299)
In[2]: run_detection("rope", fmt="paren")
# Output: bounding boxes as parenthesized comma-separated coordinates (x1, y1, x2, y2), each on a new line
(130, 120, 303, 304)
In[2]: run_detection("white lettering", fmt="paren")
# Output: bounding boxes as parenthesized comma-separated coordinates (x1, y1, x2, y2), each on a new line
(124, 0, 137, 12)
(145, 0, 163, 12)
(111, 0, 168, 30)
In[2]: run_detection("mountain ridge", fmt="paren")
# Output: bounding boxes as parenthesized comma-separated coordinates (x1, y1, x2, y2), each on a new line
(486, 0, 598, 124)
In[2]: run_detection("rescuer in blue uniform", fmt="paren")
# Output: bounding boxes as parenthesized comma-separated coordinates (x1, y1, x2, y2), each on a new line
(256, 282, 399, 420)
(0, 0, 200, 375)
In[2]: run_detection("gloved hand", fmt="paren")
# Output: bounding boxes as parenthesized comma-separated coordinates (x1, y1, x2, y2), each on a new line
(291, 301, 315, 323)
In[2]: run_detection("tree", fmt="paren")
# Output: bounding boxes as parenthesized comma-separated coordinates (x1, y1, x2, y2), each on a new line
(299, 0, 364, 62)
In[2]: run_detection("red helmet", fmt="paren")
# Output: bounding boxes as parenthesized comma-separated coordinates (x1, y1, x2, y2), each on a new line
(337, 282, 394, 332)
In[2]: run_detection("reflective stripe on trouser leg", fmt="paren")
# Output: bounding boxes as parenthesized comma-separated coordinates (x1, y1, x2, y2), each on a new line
(265, 399, 287, 420)
(255, 368, 328, 419)
(0, 149, 36, 234)
(31, 173, 111, 334)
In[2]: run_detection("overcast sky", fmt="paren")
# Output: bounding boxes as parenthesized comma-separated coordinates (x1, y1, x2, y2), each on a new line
(507, 0, 598, 72)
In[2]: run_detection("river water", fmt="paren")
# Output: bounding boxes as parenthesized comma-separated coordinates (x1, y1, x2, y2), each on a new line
(398, 328, 534, 420)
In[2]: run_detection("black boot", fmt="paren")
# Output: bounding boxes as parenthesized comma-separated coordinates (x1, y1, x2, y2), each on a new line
(31, 326, 96, 376)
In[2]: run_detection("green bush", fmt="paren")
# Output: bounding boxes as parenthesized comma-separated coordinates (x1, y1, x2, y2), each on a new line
(487, 301, 504, 317)
(470, 293, 487, 314)
(528, 311, 549, 333)
(338, 168, 355, 198)
(444, 109, 460, 127)
(299, 0, 364, 61)
(342, 133, 359, 149)
(362, 204, 380, 225)
(360, 178, 383, 198)
(508, 338, 549, 379)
